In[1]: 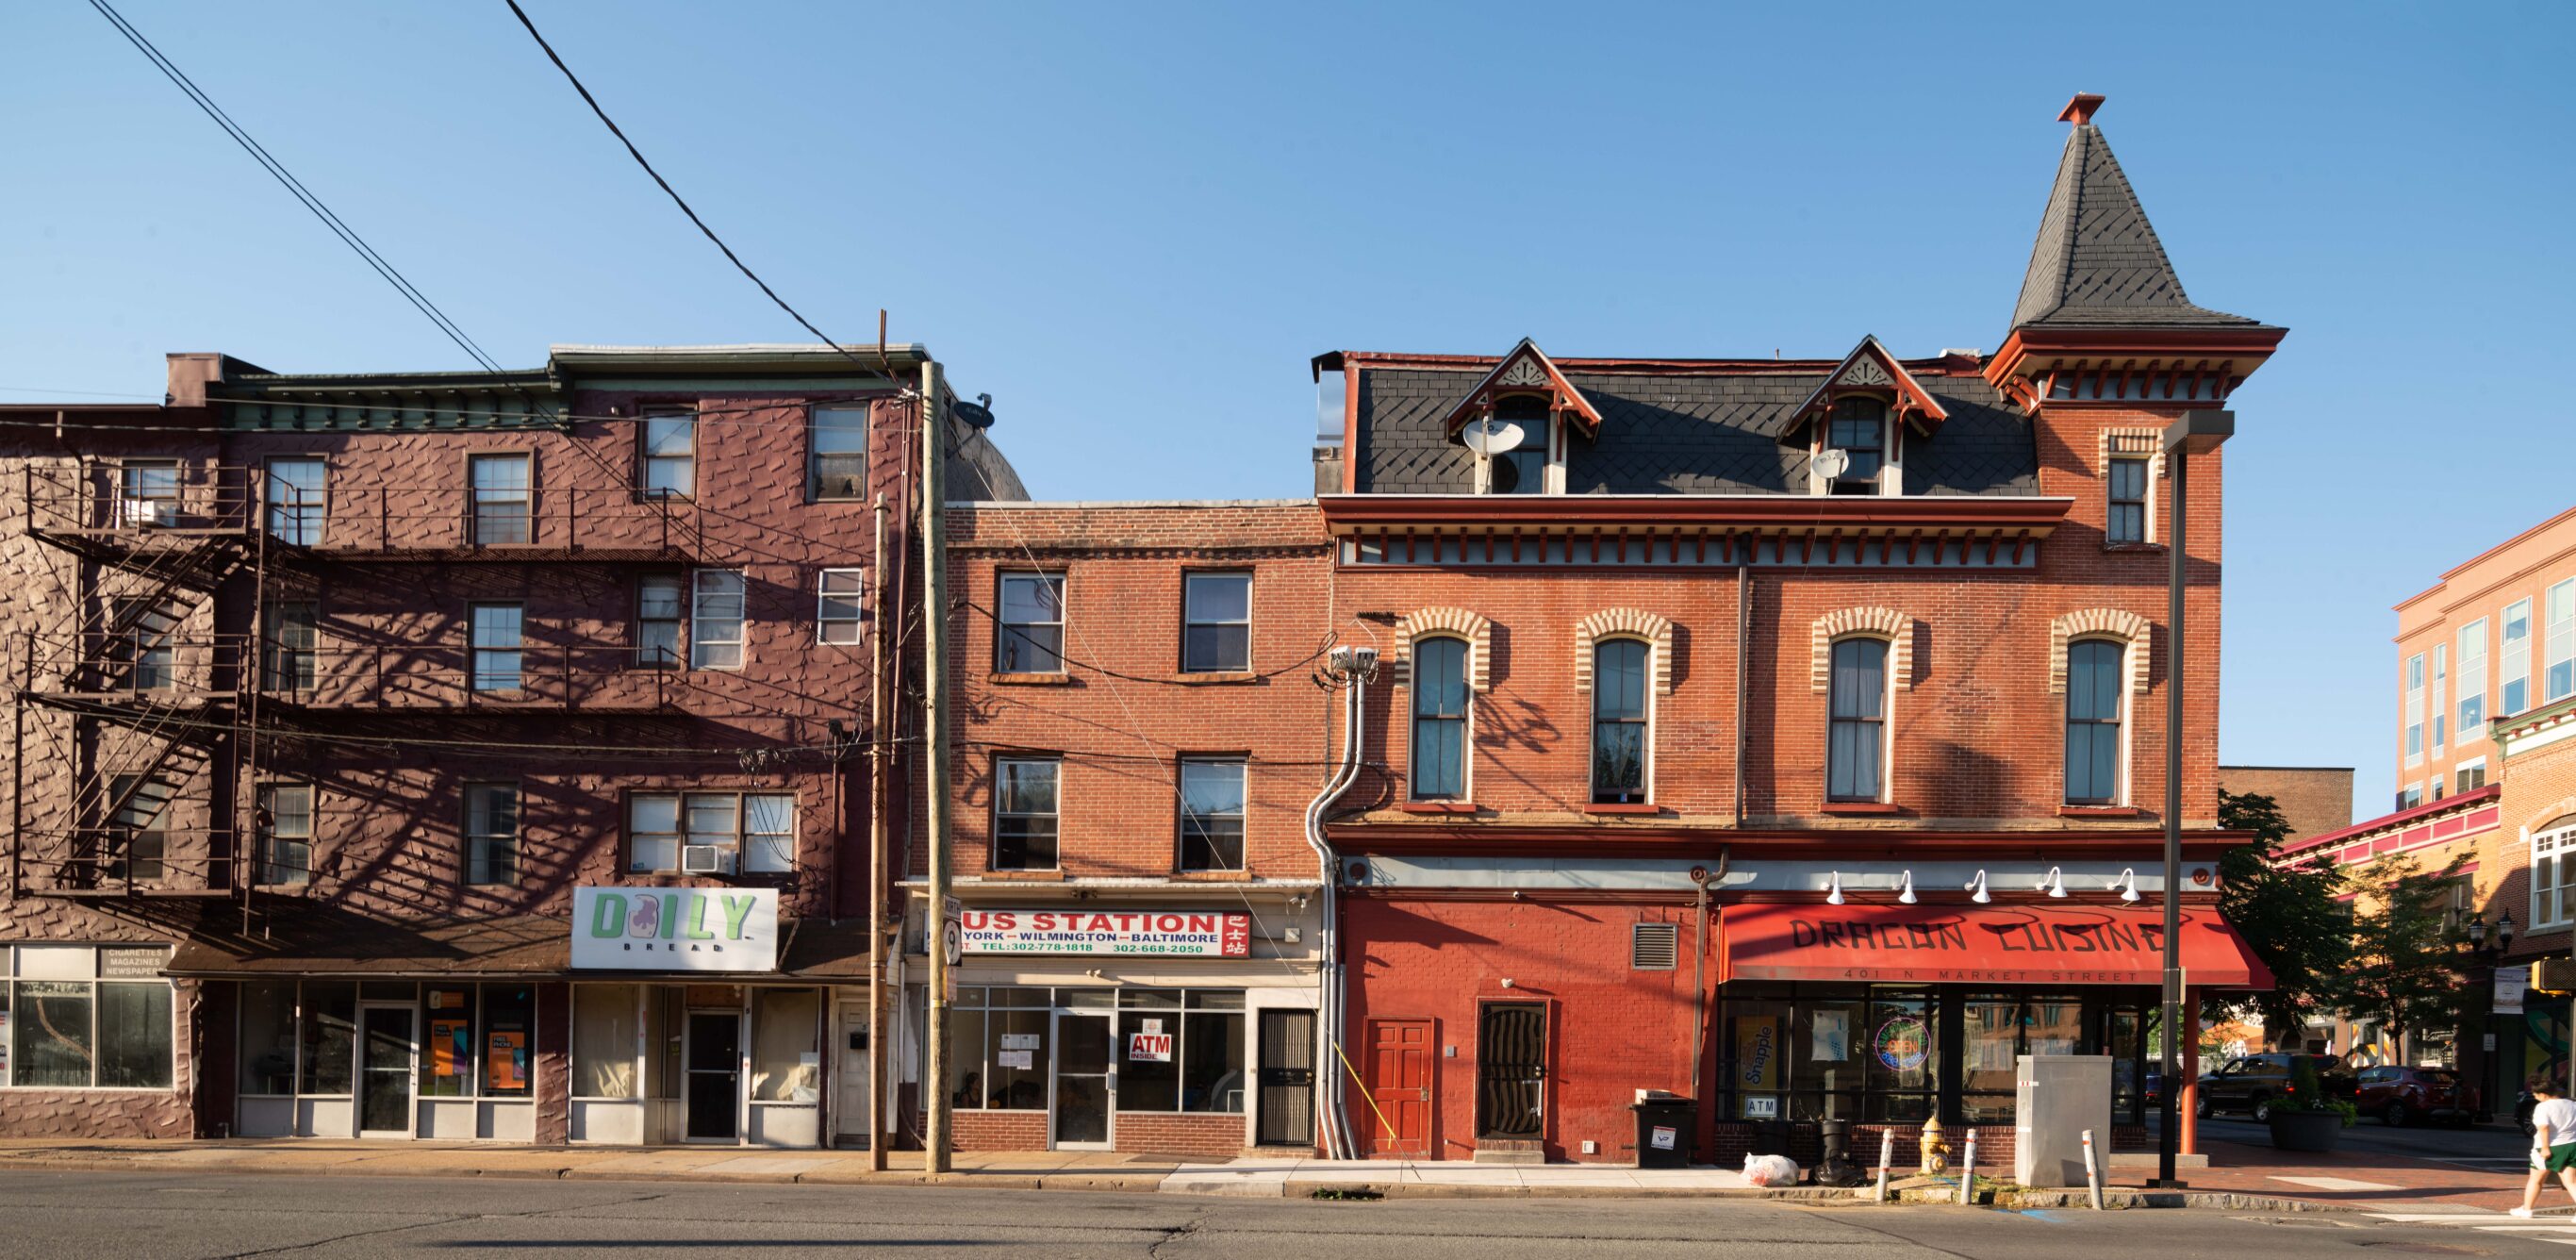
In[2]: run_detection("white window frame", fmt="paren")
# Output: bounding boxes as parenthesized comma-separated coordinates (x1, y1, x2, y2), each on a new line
(809, 406, 869, 502)
(2432, 643, 2448, 758)
(991, 756, 1062, 871)
(640, 411, 695, 501)
(1473, 397, 1561, 497)
(1181, 572, 1253, 674)
(264, 456, 328, 546)
(995, 572, 1065, 674)
(2550, 579, 2576, 705)
(464, 782, 520, 887)
(626, 789, 796, 875)
(2456, 756, 2488, 793)
(636, 573, 684, 670)
(817, 568, 865, 645)
(2460, 618, 2489, 744)
(1825, 634, 1893, 804)
(0, 944, 176, 1091)
(691, 570, 747, 671)
(2504, 599, 2533, 716)
(2404, 652, 2425, 767)
(1811, 397, 1899, 498)
(2531, 821, 2576, 932)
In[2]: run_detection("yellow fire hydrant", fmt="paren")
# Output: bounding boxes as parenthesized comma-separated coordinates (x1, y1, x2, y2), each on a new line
(1918, 1116, 1950, 1176)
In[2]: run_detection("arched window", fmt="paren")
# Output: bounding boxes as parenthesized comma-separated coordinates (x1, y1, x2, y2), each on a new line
(1826, 397, 1887, 495)
(1592, 639, 1650, 804)
(1411, 637, 1470, 801)
(2064, 639, 2126, 804)
(1828, 638, 1889, 803)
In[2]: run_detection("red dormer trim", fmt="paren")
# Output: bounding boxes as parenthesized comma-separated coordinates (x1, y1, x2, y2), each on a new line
(1436, 339, 1604, 439)
(1790, 336, 1950, 436)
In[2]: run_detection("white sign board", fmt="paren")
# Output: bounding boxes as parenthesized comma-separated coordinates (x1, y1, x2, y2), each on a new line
(572, 887, 779, 971)
(1129, 1032, 1174, 1063)
(2498, 965, 2530, 1016)
(960, 909, 1251, 957)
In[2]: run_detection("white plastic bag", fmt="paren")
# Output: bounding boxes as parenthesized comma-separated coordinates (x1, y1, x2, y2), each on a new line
(1741, 1152, 1800, 1186)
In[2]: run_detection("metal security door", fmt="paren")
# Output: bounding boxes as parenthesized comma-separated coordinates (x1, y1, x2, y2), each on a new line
(1256, 1009, 1315, 1147)
(1476, 1003, 1546, 1140)
(685, 1011, 742, 1142)
(1362, 1019, 1430, 1158)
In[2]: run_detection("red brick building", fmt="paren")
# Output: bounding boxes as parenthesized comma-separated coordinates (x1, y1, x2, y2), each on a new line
(928, 500, 1336, 1156)
(1313, 94, 2280, 1166)
(1, 344, 1020, 1147)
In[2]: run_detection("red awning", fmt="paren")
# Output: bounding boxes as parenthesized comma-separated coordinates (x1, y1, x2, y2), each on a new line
(1723, 903, 2272, 989)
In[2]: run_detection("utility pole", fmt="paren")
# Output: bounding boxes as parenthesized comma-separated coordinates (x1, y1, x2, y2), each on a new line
(2155, 407, 2231, 1188)
(920, 358, 952, 1175)
(867, 492, 889, 1172)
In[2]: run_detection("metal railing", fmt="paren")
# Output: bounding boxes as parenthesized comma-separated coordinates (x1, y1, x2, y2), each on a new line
(262, 643, 686, 711)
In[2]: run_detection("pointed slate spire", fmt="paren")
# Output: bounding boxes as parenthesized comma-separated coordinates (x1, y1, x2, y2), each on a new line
(2010, 94, 2262, 330)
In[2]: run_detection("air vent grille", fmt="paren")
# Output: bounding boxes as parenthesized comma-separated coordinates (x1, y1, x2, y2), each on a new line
(1631, 921, 1679, 970)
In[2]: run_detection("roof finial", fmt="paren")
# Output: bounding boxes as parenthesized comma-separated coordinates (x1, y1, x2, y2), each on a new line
(2059, 92, 2106, 126)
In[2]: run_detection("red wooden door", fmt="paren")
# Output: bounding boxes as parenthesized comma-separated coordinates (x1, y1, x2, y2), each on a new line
(1362, 1019, 1431, 1158)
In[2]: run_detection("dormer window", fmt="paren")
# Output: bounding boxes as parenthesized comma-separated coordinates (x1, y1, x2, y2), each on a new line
(1826, 398, 1889, 496)
(1482, 396, 1551, 495)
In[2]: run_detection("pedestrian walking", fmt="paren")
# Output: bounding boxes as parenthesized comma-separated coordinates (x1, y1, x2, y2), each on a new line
(2514, 1081, 2576, 1218)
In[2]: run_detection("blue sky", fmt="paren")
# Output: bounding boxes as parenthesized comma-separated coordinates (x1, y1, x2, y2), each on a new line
(5, 1, 2571, 820)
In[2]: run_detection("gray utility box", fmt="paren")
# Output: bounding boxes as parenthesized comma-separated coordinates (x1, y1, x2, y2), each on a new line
(2013, 1054, 2110, 1188)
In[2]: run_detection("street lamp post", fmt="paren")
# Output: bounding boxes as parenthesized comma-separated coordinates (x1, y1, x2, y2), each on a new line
(2156, 409, 2232, 1189)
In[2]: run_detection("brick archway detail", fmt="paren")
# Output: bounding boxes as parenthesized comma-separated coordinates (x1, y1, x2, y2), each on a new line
(1810, 607, 1916, 693)
(1574, 608, 1675, 695)
(1393, 606, 1494, 692)
(2050, 607, 2152, 696)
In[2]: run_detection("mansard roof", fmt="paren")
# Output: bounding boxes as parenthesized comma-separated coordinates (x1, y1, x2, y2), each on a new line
(1434, 338, 1603, 438)
(1786, 335, 1950, 436)
(2010, 94, 2270, 332)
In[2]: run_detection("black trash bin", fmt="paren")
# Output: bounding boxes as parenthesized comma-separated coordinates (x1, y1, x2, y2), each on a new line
(1631, 1093, 1695, 1169)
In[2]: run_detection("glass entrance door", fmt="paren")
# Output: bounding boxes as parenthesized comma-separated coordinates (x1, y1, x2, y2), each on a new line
(685, 1011, 742, 1142)
(1051, 1011, 1113, 1149)
(357, 1006, 415, 1137)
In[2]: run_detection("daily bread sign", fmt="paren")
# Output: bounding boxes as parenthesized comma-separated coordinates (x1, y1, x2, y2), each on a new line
(572, 887, 780, 972)
(961, 910, 1250, 958)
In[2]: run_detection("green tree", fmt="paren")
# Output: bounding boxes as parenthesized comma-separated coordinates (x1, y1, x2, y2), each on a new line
(2207, 790, 2353, 1040)
(2337, 851, 2472, 1054)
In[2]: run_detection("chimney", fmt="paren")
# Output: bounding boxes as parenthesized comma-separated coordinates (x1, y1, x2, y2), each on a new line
(1312, 443, 1344, 498)
(2058, 92, 2106, 127)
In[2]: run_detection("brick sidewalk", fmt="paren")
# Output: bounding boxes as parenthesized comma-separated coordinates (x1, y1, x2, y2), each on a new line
(2108, 1136, 2539, 1213)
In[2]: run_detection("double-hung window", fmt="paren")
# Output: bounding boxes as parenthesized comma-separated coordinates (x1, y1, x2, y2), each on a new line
(264, 601, 318, 693)
(105, 773, 171, 884)
(996, 573, 1065, 672)
(2106, 457, 2149, 544)
(1182, 573, 1251, 672)
(2403, 653, 2425, 766)
(626, 790, 795, 874)
(2458, 759, 2487, 792)
(636, 574, 683, 668)
(464, 783, 520, 887)
(118, 459, 180, 527)
(1178, 759, 1246, 871)
(2504, 599, 2533, 715)
(1409, 638, 1469, 801)
(2433, 644, 2448, 756)
(811, 406, 868, 500)
(691, 570, 746, 670)
(640, 413, 695, 499)
(1827, 638, 1889, 802)
(2460, 619, 2488, 740)
(2549, 580, 2575, 705)
(2533, 819, 2576, 932)
(468, 454, 532, 546)
(993, 758, 1061, 870)
(1591, 639, 1650, 804)
(470, 603, 523, 694)
(259, 782, 313, 887)
(265, 456, 327, 545)
(2064, 640, 2125, 804)
(817, 569, 865, 645)
(111, 598, 177, 693)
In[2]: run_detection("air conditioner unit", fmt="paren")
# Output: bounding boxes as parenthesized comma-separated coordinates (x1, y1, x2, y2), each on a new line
(681, 845, 734, 874)
(122, 499, 173, 528)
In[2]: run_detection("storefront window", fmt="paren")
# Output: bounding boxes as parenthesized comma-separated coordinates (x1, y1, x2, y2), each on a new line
(1181, 990, 1246, 1114)
(1116, 991, 1182, 1111)
(484, 986, 534, 1098)
(240, 981, 297, 1095)
(14, 982, 92, 1088)
(1963, 993, 2084, 1122)
(1865, 992, 1936, 1123)
(300, 981, 356, 1095)
(750, 988, 819, 1102)
(1107, 988, 1247, 1115)
(2, 946, 173, 1091)
(573, 985, 640, 1099)
(422, 986, 478, 1099)
(97, 982, 171, 1088)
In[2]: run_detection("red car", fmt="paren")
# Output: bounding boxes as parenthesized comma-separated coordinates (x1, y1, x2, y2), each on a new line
(2354, 1065, 2480, 1127)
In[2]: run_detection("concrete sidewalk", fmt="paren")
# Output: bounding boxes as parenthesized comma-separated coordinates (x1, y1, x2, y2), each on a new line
(1161, 1157, 1757, 1198)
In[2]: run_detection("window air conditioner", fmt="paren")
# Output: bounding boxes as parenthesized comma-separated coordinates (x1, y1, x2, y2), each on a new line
(122, 499, 173, 528)
(681, 844, 733, 874)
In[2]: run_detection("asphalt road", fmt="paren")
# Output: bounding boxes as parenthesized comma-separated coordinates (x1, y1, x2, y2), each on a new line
(0, 1170, 2567, 1260)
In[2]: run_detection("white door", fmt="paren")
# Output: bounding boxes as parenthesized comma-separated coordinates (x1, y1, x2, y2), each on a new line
(1052, 1009, 1114, 1151)
(355, 1004, 417, 1138)
(835, 1001, 871, 1144)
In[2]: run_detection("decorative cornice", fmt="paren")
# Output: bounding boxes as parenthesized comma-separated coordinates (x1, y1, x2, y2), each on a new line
(1573, 608, 1675, 695)
(2049, 608, 2152, 696)
(1811, 607, 1915, 693)
(1392, 606, 1494, 692)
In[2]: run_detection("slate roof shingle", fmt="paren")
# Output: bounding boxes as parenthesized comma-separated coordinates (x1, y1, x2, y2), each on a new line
(2010, 123, 2268, 331)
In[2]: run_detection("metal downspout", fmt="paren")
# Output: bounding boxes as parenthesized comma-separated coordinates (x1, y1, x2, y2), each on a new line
(1303, 658, 1366, 1158)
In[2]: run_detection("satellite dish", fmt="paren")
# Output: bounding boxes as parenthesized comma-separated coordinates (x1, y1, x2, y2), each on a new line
(1813, 448, 1851, 481)
(1461, 418, 1527, 456)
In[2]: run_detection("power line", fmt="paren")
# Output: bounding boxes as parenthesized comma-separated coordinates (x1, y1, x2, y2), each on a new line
(503, 0, 892, 381)
(86, 0, 503, 373)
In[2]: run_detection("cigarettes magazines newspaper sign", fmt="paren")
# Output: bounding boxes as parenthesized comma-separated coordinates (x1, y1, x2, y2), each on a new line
(961, 910, 1252, 957)
(572, 887, 780, 971)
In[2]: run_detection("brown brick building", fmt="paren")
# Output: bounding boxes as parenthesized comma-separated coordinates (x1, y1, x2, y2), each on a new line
(2217, 766, 2353, 845)
(1, 344, 1021, 1147)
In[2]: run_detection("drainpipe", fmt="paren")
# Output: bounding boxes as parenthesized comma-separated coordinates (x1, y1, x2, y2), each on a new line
(1733, 564, 1749, 827)
(1691, 847, 1728, 1116)
(1303, 648, 1370, 1158)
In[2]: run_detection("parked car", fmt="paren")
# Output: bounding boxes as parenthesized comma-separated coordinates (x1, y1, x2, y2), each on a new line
(2194, 1053, 2356, 1121)
(2355, 1065, 2479, 1127)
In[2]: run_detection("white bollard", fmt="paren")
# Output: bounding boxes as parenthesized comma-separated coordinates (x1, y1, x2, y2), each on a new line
(1873, 1129, 1894, 1203)
(2081, 1128, 2105, 1211)
(1957, 1131, 1978, 1205)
